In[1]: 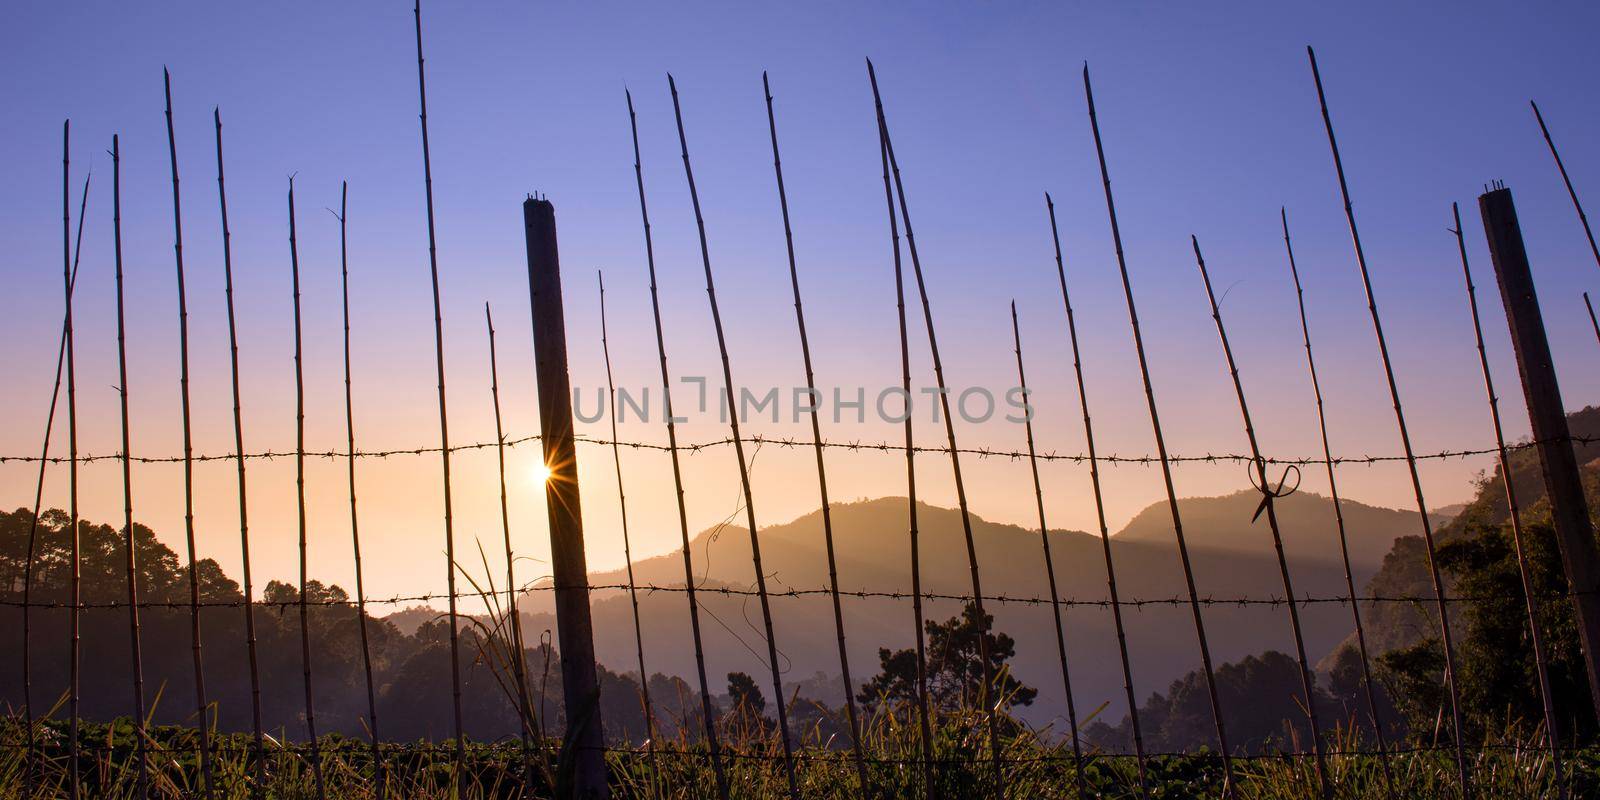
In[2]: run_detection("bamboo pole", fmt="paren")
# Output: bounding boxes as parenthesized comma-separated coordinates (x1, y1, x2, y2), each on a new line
(1044, 193, 1149, 797)
(596, 270, 659, 766)
(1451, 202, 1565, 797)
(868, 59, 1006, 797)
(875, 107, 935, 800)
(1281, 208, 1394, 791)
(19, 165, 90, 800)
(110, 133, 151, 800)
(761, 71, 870, 791)
(1585, 293, 1600, 350)
(211, 109, 267, 792)
(1082, 63, 1235, 794)
(1307, 46, 1470, 795)
(287, 178, 328, 799)
(667, 74, 800, 799)
(1008, 302, 1085, 800)
(410, 1, 467, 771)
(62, 117, 82, 800)
(334, 182, 384, 791)
(1531, 102, 1600, 273)
(164, 69, 217, 799)
(1191, 235, 1329, 796)
(483, 302, 537, 790)
(625, 89, 729, 800)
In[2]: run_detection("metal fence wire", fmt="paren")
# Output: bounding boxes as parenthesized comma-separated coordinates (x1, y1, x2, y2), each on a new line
(7, 17, 1600, 800)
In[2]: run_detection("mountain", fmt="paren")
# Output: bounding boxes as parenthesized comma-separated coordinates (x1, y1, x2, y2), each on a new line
(1115, 489, 1437, 574)
(522, 492, 1417, 727)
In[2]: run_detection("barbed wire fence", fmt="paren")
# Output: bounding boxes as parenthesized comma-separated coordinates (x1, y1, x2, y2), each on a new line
(7, 14, 1600, 800)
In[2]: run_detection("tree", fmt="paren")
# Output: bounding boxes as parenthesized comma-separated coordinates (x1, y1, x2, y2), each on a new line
(1086, 650, 1335, 754)
(727, 671, 766, 716)
(857, 601, 1036, 711)
(1378, 501, 1598, 744)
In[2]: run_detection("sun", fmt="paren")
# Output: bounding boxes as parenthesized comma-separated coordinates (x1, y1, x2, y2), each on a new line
(529, 462, 553, 486)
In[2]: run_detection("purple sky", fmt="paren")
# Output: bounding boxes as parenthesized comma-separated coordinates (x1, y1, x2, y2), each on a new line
(4, 1, 1600, 611)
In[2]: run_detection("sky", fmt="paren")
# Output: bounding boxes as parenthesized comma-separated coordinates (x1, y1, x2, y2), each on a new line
(4, 1, 1600, 614)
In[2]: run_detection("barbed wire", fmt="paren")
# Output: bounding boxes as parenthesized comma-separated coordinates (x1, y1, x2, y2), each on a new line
(0, 731, 1573, 763)
(3, 431, 1594, 468)
(3, 582, 1592, 611)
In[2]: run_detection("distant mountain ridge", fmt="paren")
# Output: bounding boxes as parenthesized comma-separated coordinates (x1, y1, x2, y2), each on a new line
(1115, 489, 1446, 573)
(522, 490, 1419, 725)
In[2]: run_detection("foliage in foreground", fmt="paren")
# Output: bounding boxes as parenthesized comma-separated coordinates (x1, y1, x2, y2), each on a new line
(3, 712, 1594, 799)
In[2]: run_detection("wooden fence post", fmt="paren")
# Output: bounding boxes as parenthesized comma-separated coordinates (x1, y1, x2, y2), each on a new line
(523, 196, 609, 798)
(1479, 185, 1600, 723)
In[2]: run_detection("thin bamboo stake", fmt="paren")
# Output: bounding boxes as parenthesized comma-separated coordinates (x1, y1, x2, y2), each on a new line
(287, 178, 328, 799)
(411, 1, 468, 771)
(211, 109, 267, 793)
(334, 182, 385, 791)
(1008, 302, 1085, 800)
(876, 106, 935, 800)
(762, 71, 870, 791)
(1531, 102, 1600, 273)
(1452, 202, 1565, 797)
(20, 165, 90, 800)
(1281, 208, 1394, 792)
(1307, 46, 1470, 796)
(164, 69, 218, 800)
(483, 302, 538, 791)
(1044, 193, 1149, 797)
(1191, 235, 1329, 797)
(1586, 293, 1600, 349)
(868, 59, 1006, 797)
(1082, 63, 1235, 794)
(111, 134, 151, 800)
(596, 271, 659, 765)
(625, 88, 730, 800)
(667, 74, 800, 799)
(62, 117, 82, 800)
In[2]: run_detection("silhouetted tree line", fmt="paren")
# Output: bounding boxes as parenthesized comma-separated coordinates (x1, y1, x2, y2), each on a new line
(0, 508, 702, 745)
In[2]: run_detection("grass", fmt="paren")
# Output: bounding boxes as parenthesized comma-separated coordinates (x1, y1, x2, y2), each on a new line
(3, 709, 1594, 799)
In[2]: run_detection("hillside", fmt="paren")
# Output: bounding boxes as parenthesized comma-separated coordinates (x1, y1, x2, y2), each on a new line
(522, 492, 1416, 727)
(1352, 405, 1600, 657)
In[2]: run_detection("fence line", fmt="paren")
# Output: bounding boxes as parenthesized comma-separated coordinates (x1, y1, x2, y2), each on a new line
(8, 585, 1600, 611)
(9, 432, 1595, 468)
(6, 26, 1599, 800)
